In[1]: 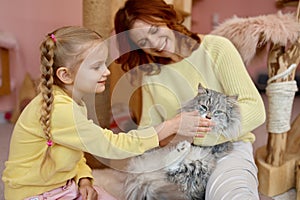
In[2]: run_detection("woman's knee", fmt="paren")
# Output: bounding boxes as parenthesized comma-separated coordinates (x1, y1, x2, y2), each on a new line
(205, 142, 259, 200)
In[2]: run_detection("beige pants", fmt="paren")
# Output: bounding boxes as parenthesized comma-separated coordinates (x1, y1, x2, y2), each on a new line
(205, 141, 259, 200)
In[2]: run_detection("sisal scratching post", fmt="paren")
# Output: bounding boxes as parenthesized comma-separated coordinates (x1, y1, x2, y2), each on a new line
(255, 1, 300, 196)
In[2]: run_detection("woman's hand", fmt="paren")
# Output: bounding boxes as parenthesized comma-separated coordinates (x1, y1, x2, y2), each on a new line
(78, 178, 98, 200)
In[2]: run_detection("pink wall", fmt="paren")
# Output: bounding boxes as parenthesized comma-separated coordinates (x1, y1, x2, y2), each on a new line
(0, 0, 82, 111)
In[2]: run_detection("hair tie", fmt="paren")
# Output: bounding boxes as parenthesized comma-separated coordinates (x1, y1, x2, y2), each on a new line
(47, 140, 53, 146)
(50, 34, 57, 43)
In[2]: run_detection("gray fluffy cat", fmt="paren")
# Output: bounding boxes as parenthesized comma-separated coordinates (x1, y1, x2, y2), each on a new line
(123, 84, 241, 200)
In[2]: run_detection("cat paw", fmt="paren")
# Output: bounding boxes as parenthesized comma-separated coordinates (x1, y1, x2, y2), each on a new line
(164, 141, 191, 170)
(176, 140, 191, 152)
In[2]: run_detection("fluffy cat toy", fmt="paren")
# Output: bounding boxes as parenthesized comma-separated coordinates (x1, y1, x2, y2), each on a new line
(122, 84, 241, 200)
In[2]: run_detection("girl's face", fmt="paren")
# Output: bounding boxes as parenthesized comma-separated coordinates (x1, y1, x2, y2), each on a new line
(73, 42, 110, 99)
(129, 19, 176, 58)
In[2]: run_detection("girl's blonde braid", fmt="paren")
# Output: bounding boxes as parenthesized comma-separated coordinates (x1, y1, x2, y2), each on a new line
(39, 33, 56, 178)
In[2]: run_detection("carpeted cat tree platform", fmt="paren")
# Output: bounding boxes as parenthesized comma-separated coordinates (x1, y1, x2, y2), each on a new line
(211, 2, 300, 199)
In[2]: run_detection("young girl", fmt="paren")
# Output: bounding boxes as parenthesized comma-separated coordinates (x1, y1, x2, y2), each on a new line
(2, 26, 205, 200)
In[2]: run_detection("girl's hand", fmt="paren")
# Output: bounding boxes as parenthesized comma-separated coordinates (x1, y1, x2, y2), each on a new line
(174, 111, 214, 137)
(155, 110, 215, 142)
(79, 178, 98, 200)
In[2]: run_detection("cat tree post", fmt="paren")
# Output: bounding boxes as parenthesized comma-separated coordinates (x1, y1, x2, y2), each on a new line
(256, 41, 300, 196)
(256, 1, 300, 197)
(265, 42, 299, 166)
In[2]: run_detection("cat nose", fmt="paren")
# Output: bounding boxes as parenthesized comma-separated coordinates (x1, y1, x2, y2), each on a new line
(206, 113, 212, 119)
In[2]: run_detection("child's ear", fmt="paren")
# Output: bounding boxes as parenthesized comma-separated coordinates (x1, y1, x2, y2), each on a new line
(56, 67, 74, 84)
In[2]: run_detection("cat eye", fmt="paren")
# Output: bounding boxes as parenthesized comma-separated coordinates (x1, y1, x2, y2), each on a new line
(213, 110, 225, 116)
(199, 105, 208, 112)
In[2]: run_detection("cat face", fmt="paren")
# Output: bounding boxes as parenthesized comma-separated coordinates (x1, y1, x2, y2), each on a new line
(181, 84, 240, 136)
(197, 87, 232, 124)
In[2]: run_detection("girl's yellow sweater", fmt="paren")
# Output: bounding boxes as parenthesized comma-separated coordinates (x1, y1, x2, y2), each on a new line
(2, 86, 158, 200)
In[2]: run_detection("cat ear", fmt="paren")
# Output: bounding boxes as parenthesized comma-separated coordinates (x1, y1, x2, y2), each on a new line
(228, 95, 238, 101)
(227, 95, 239, 107)
(197, 83, 207, 94)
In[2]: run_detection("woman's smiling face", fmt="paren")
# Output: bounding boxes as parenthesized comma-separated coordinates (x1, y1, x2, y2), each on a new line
(129, 19, 176, 58)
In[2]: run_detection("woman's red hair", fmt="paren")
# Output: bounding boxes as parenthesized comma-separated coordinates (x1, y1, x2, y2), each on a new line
(114, 0, 200, 74)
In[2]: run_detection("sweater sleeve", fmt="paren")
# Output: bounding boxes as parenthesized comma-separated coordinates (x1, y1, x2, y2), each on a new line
(51, 95, 159, 160)
(74, 154, 93, 184)
(204, 35, 266, 137)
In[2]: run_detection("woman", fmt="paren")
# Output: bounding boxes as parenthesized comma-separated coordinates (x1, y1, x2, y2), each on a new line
(113, 0, 266, 199)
